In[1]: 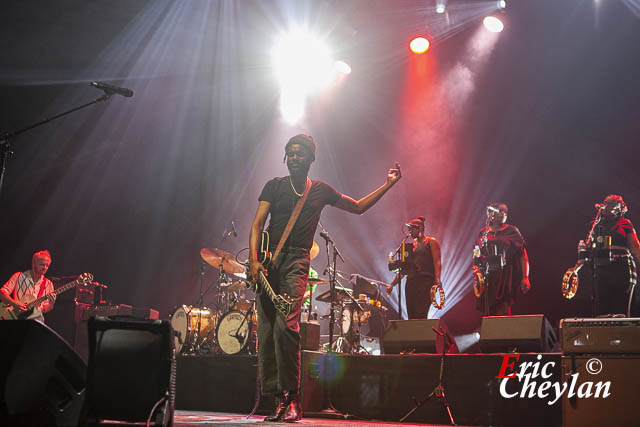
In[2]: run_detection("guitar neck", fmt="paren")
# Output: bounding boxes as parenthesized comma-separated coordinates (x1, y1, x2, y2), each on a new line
(27, 279, 79, 309)
(258, 271, 276, 298)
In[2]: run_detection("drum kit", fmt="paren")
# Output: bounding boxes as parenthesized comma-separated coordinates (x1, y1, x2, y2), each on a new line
(170, 247, 257, 356)
(170, 239, 388, 356)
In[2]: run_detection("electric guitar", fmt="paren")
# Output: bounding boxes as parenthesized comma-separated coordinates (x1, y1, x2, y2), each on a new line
(245, 231, 294, 317)
(0, 273, 93, 320)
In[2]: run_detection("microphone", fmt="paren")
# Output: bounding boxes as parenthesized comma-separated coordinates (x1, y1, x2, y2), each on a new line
(595, 203, 606, 210)
(91, 81, 134, 98)
(231, 220, 238, 237)
(230, 332, 245, 342)
(319, 231, 333, 244)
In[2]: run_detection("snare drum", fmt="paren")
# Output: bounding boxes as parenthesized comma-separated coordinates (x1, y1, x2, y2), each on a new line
(170, 305, 216, 354)
(217, 310, 256, 355)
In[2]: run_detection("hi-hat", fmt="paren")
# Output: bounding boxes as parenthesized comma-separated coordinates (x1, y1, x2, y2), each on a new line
(310, 241, 320, 260)
(200, 248, 245, 274)
(307, 277, 328, 284)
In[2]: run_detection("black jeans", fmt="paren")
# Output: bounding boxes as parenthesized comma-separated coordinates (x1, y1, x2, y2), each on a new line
(405, 275, 432, 319)
(596, 257, 637, 316)
(257, 248, 309, 396)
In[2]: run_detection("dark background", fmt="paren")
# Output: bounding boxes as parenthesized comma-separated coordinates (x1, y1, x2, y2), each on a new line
(1, 0, 639, 348)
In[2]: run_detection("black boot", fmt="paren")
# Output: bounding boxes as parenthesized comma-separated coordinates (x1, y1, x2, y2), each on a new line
(282, 392, 302, 423)
(264, 391, 288, 422)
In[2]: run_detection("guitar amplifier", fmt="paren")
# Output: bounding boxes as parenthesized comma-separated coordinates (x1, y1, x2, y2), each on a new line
(559, 317, 640, 354)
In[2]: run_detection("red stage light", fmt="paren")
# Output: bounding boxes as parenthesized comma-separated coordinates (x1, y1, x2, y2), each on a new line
(409, 37, 430, 54)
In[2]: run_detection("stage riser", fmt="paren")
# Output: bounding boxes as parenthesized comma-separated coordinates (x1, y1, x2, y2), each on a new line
(176, 352, 562, 426)
(328, 353, 561, 426)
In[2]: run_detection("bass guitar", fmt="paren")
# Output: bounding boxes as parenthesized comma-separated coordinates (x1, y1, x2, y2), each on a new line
(0, 273, 93, 320)
(245, 231, 294, 317)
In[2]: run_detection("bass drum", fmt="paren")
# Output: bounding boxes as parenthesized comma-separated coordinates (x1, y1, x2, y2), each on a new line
(217, 310, 256, 355)
(170, 305, 216, 354)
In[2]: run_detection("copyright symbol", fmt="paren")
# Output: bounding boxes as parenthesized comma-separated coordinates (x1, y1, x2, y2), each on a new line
(585, 358, 603, 375)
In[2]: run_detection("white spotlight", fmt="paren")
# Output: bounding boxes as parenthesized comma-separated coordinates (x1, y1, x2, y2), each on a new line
(334, 60, 352, 75)
(272, 29, 334, 92)
(272, 29, 334, 124)
(497, 0, 507, 10)
(483, 16, 504, 33)
(436, 0, 447, 14)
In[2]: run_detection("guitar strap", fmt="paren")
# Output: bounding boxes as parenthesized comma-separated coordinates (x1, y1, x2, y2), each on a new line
(271, 178, 311, 266)
(36, 275, 48, 299)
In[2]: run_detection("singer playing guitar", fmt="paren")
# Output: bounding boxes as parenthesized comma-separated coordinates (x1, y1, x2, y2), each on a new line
(249, 134, 401, 422)
(0, 250, 56, 323)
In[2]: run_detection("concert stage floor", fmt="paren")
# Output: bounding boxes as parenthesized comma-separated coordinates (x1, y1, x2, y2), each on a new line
(174, 410, 462, 426)
(176, 351, 562, 427)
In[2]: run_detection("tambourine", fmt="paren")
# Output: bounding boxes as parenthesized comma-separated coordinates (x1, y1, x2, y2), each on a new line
(472, 268, 485, 298)
(561, 263, 583, 299)
(430, 283, 445, 309)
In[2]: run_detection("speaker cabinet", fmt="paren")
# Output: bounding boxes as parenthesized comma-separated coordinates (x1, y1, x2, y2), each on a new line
(83, 317, 175, 426)
(382, 319, 456, 354)
(480, 314, 557, 353)
(0, 320, 86, 426)
(560, 317, 640, 354)
(300, 321, 320, 350)
(562, 355, 640, 427)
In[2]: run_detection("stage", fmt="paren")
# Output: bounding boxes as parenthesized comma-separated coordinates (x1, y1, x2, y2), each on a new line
(173, 410, 460, 426)
(175, 351, 562, 426)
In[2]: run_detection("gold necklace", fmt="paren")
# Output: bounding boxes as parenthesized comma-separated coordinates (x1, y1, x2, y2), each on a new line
(290, 176, 308, 197)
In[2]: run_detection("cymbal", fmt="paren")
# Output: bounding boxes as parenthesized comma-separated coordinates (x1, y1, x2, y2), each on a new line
(220, 281, 245, 292)
(310, 241, 320, 260)
(307, 277, 328, 284)
(200, 248, 245, 274)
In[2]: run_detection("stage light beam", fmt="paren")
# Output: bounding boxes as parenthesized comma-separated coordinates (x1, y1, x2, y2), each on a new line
(409, 37, 430, 54)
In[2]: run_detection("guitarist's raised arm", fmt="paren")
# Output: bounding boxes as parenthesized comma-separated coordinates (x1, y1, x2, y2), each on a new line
(249, 200, 271, 282)
(333, 163, 402, 214)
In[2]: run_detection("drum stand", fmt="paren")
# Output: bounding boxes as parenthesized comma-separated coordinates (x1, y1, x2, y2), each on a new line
(399, 327, 456, 425)
(185, 260, 223, 354)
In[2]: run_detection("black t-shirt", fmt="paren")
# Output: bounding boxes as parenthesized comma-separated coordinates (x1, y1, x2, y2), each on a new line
(596, 217, 635, 247)
(259, 177, 342, 250)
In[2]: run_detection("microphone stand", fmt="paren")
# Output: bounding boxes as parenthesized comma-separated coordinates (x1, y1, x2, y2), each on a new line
(0, 93, 114, 201)
(586, 209, 604, 318)
(400, 327, 455, 425)
(392, 236, 410, 320)
(319, 226, 350, 419)
(482, 214, 494, 317)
